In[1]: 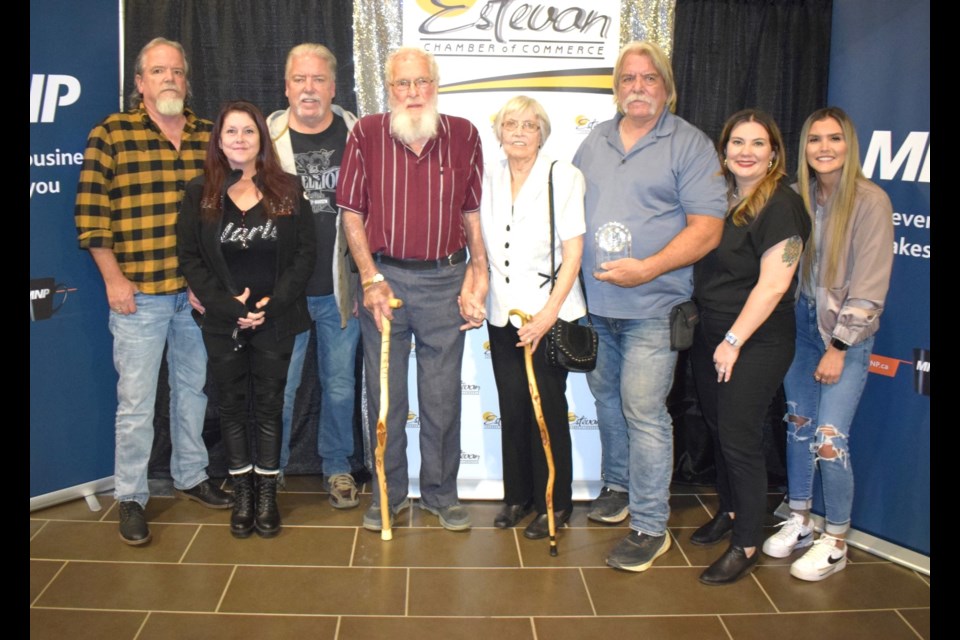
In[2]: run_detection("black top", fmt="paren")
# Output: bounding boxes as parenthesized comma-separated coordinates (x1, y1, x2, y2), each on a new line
(220, 197, 278, 314)
(289, 114, 348, 296)
(694, 183, 811, 315)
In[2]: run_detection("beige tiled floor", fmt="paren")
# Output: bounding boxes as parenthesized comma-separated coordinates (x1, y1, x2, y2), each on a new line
(30, 479, 931, 640)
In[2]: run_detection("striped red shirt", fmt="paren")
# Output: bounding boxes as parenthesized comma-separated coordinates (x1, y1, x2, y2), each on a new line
(337, 113, 483, 260)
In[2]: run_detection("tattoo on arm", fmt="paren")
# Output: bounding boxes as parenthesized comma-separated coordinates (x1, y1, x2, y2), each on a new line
(782, 235, 802, 266)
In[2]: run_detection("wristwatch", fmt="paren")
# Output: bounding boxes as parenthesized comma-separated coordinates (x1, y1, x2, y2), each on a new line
(830, 337, 849, 351)
(362, 273, 385, 290)
(724, 331, 741, 348)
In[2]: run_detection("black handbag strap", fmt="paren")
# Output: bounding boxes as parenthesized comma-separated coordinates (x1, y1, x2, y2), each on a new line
(547, 161, 592, 324)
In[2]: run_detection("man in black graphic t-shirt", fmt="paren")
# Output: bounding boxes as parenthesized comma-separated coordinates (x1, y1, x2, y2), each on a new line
(267, 43, 361, 508)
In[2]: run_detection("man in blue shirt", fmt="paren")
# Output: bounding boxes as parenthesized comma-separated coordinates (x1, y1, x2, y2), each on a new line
(572, 41, 727, 572)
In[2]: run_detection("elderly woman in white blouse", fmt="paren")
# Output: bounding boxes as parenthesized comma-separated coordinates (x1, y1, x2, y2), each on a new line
(480, 95, 586, 540)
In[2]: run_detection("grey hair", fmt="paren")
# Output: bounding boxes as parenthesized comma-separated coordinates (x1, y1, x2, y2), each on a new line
(492, 95, 552, 145)
(128, 37, 191, 109)
(285, 43, 338, 81)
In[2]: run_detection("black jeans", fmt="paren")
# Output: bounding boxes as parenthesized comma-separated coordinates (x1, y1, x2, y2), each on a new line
(488, 322, 573, 514)
(203, 328, 295, 473)
(690, 307, 795, 548)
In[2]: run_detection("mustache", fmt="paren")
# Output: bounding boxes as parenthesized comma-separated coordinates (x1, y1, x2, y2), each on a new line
(623, 93, 653, 106)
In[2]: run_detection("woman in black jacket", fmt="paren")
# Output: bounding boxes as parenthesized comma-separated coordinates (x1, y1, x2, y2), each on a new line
(177, 100, 316, 539)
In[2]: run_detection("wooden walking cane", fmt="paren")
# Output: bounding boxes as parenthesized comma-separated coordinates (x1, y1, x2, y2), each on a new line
(509, 309, 559, 556)
(376, 297, 404, 541)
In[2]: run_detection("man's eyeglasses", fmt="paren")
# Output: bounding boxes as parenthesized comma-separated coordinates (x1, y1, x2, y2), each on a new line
(502, 119, 540, 132)
(390, 77, 434, 93)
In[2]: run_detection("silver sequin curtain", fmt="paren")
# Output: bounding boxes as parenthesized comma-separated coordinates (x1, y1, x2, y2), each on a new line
(351, 1, 677, 116)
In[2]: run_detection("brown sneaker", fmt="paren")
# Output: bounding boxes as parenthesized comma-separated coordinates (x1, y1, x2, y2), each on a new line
(326, 473, 360, 509)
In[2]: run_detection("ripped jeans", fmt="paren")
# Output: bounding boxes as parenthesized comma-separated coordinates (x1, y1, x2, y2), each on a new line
(783, 293, 874, 535)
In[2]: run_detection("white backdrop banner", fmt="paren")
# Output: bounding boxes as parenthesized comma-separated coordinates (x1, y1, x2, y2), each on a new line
(399, 0, 623, 499)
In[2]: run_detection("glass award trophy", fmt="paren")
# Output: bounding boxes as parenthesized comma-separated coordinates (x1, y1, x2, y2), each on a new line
(595, 222, 632, 271)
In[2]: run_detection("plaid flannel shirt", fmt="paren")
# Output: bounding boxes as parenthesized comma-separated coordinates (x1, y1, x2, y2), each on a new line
(75, 106, 213, 294)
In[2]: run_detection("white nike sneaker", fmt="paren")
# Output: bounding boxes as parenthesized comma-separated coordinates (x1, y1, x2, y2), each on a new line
(762, 512, 814, 558)
(789, 534, 848, 581)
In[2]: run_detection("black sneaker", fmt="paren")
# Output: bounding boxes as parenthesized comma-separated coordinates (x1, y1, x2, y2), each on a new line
(175, 479, 234, 509)
(606, 530, 671, 572)
(118, 501, 151, 546)
(587, 487, 630, 523)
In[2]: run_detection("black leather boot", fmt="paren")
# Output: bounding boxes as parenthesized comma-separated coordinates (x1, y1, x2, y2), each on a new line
(254, 473, 282, 538)
(230, 472, 255, 539)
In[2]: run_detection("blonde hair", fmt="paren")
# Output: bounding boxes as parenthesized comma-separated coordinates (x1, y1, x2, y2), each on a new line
(285, 43, 337, 81)
(797, 107, 864, 287)
(612, 41, 677, 113)
(492, 95, 551, 145)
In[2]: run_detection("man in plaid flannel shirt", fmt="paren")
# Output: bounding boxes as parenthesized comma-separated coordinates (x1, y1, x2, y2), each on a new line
(75, 37, 232, 546)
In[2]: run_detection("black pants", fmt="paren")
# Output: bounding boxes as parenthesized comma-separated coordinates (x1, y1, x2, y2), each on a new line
(690, 307, 795, 548)
(488, 322, 573, 514)
(203, 328, 294, 473)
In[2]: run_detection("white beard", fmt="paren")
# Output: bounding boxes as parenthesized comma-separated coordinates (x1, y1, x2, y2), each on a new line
(390, 104, 439, 145)
(156, 96, 185, 116)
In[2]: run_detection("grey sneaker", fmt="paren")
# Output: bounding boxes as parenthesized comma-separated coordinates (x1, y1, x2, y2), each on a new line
(606, 530, 672, 572)
(419, 502, 472, 531)
(326, 473, 360, 509)
(588, 487, 630, 523)
(362, 498, 411, 531)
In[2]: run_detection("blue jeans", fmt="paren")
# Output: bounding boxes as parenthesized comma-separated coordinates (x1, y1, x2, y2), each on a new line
(586, 314, 677, 536)
(279, 294, 360, 475)
(108, 292, 209, 507)
(784, 293, 874, 535)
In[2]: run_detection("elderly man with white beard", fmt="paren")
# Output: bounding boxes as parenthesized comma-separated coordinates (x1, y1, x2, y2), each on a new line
(337, 47, 487, 532)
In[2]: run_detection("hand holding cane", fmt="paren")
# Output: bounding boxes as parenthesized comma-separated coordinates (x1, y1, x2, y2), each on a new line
(376, 297, 404, 541)
(509, 309, 559, 556)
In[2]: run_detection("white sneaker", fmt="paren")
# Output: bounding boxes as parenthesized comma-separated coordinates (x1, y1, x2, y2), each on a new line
(790, 535, 848, 581)
(762, 512, 813, 558)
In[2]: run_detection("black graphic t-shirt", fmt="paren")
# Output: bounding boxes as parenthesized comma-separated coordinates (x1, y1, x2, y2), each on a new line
(289, 114, 348, 296)
(220, 197, 278, 316)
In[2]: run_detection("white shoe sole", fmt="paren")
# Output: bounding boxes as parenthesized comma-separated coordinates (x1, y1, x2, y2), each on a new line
(762, 534, 813, 558)
(790, 555, 847, 581)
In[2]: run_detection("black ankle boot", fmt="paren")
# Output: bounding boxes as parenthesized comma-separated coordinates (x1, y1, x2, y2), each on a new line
(254, 473, 281, 538)
(230, 472, 255, 539)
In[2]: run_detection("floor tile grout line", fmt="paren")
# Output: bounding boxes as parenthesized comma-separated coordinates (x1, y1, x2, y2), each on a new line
(528, 616, 538, 640)
(349, 527, 359, 568)
(100, 499, 118, 522)
(131, 610, 150, 640)
(30, 519, 49, 542)
(213, 565, 240, 613)
(29, 606, 928, 618)
(514, 529, 525, 568)
(717, 614, 735, 640)
(577, 567, 598, 616)
(177, 524, 203, 563)
(334, 615, 342, 640)
(669, 528, 693, 567)
(404, 567, 411, 617)
(751, 571, 781, 613)
(894, 608, 926, 640)
(913, 570, 930, 585)
(30, 559, 70, 608)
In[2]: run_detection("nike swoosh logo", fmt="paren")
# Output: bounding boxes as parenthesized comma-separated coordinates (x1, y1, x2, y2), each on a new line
(827, 555, 843, 565)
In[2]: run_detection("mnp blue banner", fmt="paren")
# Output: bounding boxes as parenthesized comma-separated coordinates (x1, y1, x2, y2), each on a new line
(30, 0, 120, 498)
(827, 0, 930, 555)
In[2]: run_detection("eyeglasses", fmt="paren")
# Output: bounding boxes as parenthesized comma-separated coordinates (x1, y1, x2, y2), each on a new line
(390, 77, 434, 93)
(619, 73, 660, 87)
(502, 119, 540, 132)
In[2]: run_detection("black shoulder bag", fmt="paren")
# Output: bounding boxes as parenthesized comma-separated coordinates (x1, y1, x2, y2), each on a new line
(543, 161, 599, 373)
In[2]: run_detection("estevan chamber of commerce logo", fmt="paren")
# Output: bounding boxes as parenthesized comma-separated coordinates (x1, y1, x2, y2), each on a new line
(575, 114, 599, 134)
(482, 340, 492, 358)
(30, 278, 75, 321)
(460, 450, 481, 464)
(568, 412, 599, 429)
(461, 380, 481, 395)
(868, 349, 930, 396)
(406, 412, 420, 428)
(482, 411, 501, 428)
